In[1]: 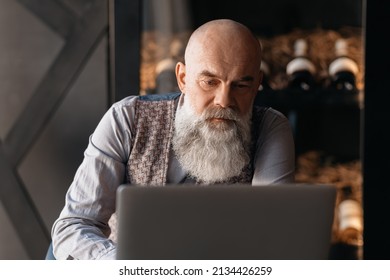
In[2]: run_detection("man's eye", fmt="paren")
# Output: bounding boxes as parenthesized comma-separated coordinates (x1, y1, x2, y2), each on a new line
(235, 83, 251, 89)
(201, 79, 218, 87)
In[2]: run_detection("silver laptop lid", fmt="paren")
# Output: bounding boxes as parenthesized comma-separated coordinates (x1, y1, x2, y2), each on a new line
(116, 183, 336, 260)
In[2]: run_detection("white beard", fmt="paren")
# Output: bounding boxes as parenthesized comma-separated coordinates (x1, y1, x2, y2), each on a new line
(172, 97, 252, 183)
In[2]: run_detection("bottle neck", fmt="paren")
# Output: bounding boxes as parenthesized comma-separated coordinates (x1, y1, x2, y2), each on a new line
(330, 38, 359, 76)
(287, 39, 315, 75)
(335, 39, 349, 57)
(293, 39, 309, 57)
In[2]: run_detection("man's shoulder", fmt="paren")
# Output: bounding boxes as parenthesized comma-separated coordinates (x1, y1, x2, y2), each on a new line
(252, 106, 289, 131)
(253, 105, 287, 120)
(110, 92, 181, 112)
(138, 92, 181, 102)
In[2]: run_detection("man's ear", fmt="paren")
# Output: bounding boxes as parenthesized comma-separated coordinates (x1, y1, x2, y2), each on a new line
(175, 62, 186, 93)
(257, 70, 264, 90)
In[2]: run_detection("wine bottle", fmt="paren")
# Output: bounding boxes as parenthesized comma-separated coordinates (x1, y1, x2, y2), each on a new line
(328, 38, 359, 92)
(337, 185, 363, 259)
(286, 39, 316, 91)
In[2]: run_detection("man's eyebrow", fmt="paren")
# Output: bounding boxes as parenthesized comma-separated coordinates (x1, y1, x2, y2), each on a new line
(199, 70, 218, 78)
(198, 71, 254, 82)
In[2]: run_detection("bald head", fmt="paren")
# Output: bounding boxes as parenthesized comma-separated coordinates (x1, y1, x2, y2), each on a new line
(184, 19, 262, 69)
(175, 19, 263, 119)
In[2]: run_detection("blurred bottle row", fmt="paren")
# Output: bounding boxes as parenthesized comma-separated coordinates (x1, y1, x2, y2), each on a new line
(146, 35, 360, 97)
(260, 38, 359, 93)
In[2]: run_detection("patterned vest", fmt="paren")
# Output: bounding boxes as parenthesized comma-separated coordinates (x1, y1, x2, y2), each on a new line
(127, 93, 178, 185)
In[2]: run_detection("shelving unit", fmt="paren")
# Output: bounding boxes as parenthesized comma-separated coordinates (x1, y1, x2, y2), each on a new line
(255, 88, 362, 161)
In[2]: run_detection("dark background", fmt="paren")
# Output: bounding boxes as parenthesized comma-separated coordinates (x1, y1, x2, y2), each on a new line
(189, 0, 362, 36)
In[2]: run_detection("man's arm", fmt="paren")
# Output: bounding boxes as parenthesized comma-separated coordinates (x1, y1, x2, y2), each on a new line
(252, 108, 295, 185)
(51, 97, 137, 259)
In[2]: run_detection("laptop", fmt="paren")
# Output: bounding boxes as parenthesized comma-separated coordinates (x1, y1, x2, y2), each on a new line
(115, 183, 336, 260)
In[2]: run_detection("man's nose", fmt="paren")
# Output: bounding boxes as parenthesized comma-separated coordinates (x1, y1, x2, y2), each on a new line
(213, 85, 235, 108)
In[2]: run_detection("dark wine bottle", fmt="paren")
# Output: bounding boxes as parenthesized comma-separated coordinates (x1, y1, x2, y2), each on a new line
(328, 38, 359, 92)
(286, 39, 316, 91)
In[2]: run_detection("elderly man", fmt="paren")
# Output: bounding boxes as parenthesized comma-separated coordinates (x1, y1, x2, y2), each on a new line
(51, 19, 295, 260)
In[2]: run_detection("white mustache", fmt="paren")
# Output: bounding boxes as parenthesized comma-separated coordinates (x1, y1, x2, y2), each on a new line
(200, 107, 240, 122)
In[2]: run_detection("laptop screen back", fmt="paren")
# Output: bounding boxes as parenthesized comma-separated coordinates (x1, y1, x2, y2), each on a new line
(116, 183, 336, 260)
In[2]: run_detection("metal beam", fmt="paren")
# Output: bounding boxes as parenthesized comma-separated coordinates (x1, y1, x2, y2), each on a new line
(0, 0, 108, 259)
(0, 144, 50, 259)
(3, 0, 107, 167)
(17, 0, 78, 39)
(108, 0, 141, 104)
(362, 0, 390, 259)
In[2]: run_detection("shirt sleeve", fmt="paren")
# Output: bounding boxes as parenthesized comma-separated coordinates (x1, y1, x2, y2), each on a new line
(51, 97, 137, 260)
(252, 108, 295, 185)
